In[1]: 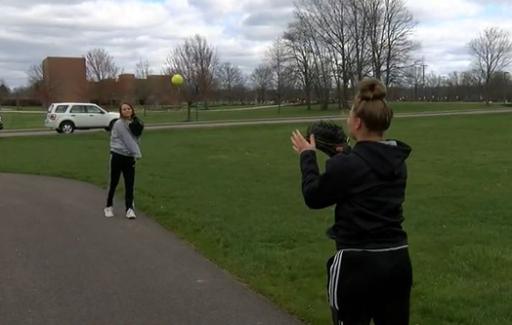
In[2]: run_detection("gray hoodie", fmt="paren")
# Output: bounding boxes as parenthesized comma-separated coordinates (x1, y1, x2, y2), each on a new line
(110, 119, 142, 158)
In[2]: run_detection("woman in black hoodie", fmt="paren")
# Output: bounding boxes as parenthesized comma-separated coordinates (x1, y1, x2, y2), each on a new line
(291, 78, 412, 325)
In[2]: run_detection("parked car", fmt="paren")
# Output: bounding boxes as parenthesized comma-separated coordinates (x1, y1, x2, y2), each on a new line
(45, 103, 119, 134)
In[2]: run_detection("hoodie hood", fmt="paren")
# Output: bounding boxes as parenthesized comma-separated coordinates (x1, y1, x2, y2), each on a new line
(352, 140, 411, 179)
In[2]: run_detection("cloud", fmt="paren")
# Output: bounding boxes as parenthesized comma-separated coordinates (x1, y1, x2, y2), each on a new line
(0, 0, 298, 88)
(243, 9, 294, 27)
(403, 0, 512, 75)
(405, 0, 483, 22)
(241, 0, 292, 11)
(468, 0, 512, 4)
(1, 0, 512, 89)
(411, 13, 512, 75)
(0, 0, 233, 87)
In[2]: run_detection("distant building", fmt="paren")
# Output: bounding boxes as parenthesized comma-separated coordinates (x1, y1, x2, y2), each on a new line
(42, 57, 88, 106)
(117, 74, 136, 104)
(42, 56, 179, 107)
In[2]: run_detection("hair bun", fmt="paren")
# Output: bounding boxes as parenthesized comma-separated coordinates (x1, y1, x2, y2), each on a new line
(358, 78, 386, 101)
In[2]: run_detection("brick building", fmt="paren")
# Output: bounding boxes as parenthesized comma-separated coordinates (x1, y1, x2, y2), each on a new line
(42, 57, 89, 105)
(42, 56, 179, 107)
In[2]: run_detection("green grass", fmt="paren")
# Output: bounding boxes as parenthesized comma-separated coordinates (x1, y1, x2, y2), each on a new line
(0, 113, 511, 324)
(1, 112, 47, 129)
(1, 101, 507, 130)
(390, 101, 498, 112)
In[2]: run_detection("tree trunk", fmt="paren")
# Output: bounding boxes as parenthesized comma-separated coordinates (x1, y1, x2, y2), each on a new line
(336, 79, 342, 110)
(305, 81, 311, 110)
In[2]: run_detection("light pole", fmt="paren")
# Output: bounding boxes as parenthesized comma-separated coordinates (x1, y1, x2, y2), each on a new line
(503, 71, 510, 103)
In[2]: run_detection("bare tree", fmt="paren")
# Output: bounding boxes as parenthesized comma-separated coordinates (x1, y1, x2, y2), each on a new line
(295, 0, 352, 109)
(423, 71, 446, 100)
(456, 69, 482, 101)
(462, 69, 483, 87)
(307, 30, 334, 110)
(134, 58, 152, 106)
(293, 4, 334, 109)
(400, 60, 425, 100)
(0, 79, 9, 106)
(291, 0, 416, 106)
(85, 48, 121, 81)
(251, 64, 273, 104)
(445, 71, 461, 100)
(218, 62, 244, 104)
(366, 0, 385, 80)
(469, 27, 512, 103)
(347, 0, 371, 82)
(232, 82, 249, 105)
(283, 20, 314, 109)
(135, 58, 152, 79)
(267, 37, 291, 110)
(163, 34, 219, 120)
(26, 63, 49, 105)
(27, 63, 43, 86)
(384, 1, 416, 86)
(365, 0, 416, 86)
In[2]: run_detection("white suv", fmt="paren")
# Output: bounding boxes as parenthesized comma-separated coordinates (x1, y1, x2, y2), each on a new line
(45, 103, 119, 134)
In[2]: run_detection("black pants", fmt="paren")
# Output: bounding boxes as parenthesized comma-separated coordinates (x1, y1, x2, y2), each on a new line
(327, 246, 412, 325)
(106, 152, 136, 210)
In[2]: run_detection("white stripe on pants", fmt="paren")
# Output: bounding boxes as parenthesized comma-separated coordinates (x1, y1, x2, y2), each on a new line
(329, 250, 344, 311)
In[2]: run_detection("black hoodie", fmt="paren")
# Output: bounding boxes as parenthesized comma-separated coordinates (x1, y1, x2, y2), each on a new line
(300, 140, 412, 249)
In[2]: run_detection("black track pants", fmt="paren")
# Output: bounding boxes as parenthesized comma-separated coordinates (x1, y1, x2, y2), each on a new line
(106, 152, 135, 210)
(327, 246, 412, 325)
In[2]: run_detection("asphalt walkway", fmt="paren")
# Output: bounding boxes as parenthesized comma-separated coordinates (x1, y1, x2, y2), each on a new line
(0, 173, 303, 325)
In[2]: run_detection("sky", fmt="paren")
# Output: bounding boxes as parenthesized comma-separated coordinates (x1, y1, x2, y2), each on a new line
(1, 0, 512, 88)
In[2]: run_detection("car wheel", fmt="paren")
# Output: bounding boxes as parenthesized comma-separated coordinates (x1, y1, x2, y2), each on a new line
(56, 129, 63, 134)
(60, 121, 75, 134)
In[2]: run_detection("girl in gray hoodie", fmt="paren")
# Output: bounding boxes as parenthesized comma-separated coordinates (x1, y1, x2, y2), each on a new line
(104, 103, 142, 219)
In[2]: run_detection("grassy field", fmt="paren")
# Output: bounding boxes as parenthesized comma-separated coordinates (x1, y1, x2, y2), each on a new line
(0, 113, 511, 324)
(0, 101, 507, 130)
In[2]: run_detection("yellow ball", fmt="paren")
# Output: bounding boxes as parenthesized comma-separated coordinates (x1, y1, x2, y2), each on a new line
(171, 74, 184, 86)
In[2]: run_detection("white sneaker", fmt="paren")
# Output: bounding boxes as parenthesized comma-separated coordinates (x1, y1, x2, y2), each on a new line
(104, 207, 114, 218)
(126, 208, 136, 219)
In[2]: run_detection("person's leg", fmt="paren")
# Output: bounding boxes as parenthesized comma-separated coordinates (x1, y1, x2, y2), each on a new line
(373, 291, 410, 325)
(372, 249, 413, 325)
(106, 153, 122, 207)
(122, 156, 136, 211)
(327, 250, 372, 325)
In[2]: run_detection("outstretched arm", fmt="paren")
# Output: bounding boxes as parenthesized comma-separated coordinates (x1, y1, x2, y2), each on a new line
(291, 130, 339, 209)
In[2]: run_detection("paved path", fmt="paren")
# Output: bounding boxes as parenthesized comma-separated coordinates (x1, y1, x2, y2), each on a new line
(0, 173, 303, 325)
(1, 108, 512, 138)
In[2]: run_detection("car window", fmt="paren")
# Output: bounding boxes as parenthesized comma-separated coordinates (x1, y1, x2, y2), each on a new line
(55, 105, 68, 113)
(86, 106, 102, 114)
(70, 105, 86, 113)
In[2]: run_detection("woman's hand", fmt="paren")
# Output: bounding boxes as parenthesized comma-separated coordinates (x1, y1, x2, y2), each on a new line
(291, 130, 316, 154)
